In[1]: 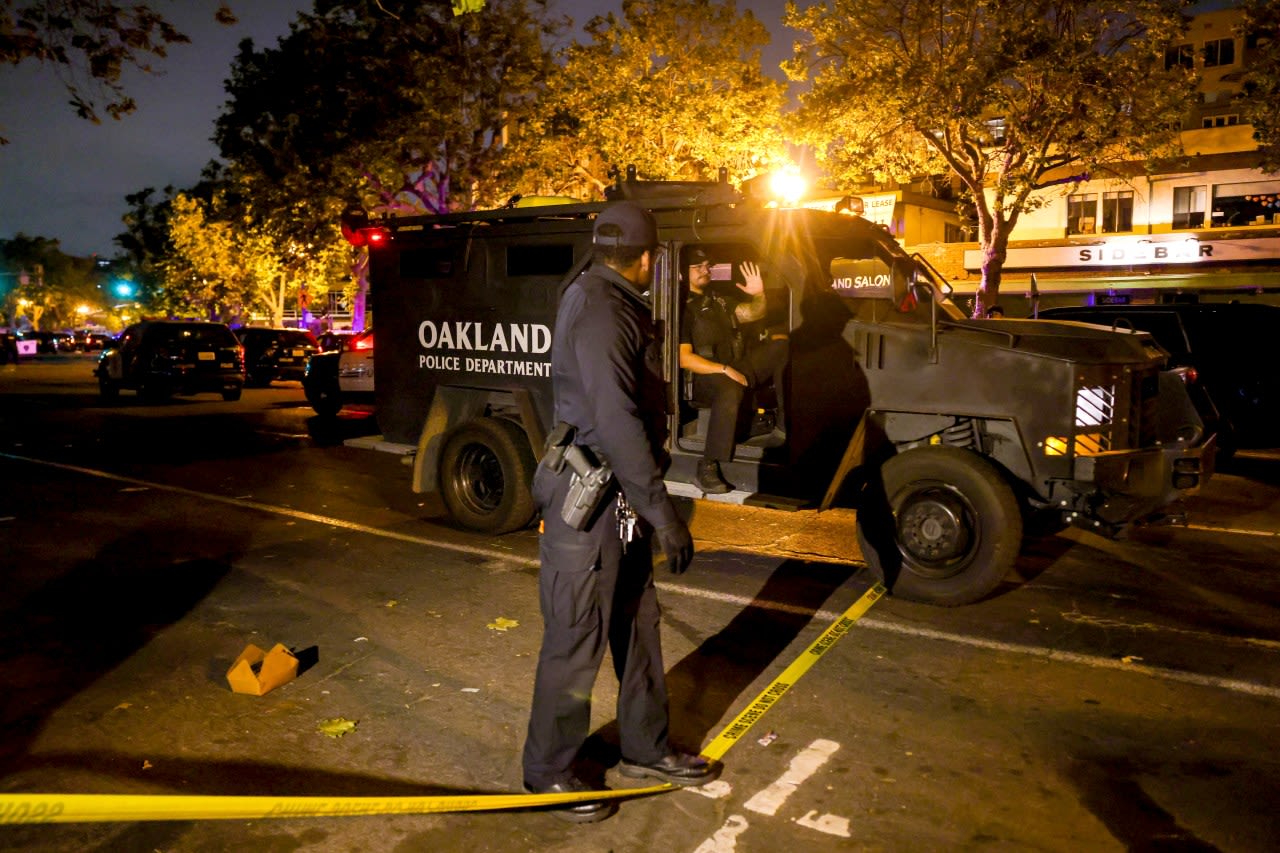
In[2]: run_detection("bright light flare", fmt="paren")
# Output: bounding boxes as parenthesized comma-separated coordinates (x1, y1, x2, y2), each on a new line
(769, 171, 808, 206)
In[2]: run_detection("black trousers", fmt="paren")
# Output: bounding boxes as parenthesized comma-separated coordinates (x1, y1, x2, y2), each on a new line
(522, 465, 670, 787)
(690, 337, 788, 462)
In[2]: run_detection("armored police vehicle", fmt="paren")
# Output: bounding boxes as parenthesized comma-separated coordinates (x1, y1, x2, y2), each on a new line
(310, 171, 1212, 606)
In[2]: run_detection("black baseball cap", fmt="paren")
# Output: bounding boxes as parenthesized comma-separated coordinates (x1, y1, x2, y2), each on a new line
(687, 246, 710, 266)
(593, 201, 658, 249)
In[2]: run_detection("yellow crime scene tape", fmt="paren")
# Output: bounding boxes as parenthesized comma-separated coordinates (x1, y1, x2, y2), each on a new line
(0, 582, 885, 825)
(700, 581, 885, 762)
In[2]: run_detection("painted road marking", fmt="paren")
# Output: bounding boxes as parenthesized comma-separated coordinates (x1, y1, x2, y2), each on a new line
(744, 739, 840, 817)
(797, 809, 851, 837)
(5, 452, 1278, 702)
(0, 452, 540, 569)
(661, 584, 1280, 701)
(1184, 523, 1279, 538)
(684, 780, 732, 800)
(693, 814, 749, 853)
(693, 740, 851, 851)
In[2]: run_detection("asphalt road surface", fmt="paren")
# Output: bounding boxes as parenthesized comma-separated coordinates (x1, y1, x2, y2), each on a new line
(1, 356, 1277, 852)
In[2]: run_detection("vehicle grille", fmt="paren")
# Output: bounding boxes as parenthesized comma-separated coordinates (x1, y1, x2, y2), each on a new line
(1073, 384, 1115, 454)
(1045, 365, 1155, 457)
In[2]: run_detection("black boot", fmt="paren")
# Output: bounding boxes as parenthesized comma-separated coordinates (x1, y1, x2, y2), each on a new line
(697, 460, 733, 495)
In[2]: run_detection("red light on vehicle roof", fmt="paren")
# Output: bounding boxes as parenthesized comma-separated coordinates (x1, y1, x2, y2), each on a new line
(340, 226, 390, 248)
(1184, 366, 1198, 384)
(354, 333, 374, 350)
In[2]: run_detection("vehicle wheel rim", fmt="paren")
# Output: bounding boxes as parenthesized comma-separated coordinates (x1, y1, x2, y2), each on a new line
(895, 484, 975, 578)
(452, 442, 505, 515)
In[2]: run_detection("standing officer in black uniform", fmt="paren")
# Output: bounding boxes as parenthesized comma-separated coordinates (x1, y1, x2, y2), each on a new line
(522, 201, 719, 823)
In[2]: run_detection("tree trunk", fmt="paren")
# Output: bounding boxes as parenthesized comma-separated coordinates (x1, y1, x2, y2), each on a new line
(351, 252, 369, 332)
(975, 218, 1013, 319)
(273, 272, 285, 328)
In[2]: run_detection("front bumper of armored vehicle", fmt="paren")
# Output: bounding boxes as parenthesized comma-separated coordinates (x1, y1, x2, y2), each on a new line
(1059, 433, 1215, 533)
(1042, 367, 1215, 535)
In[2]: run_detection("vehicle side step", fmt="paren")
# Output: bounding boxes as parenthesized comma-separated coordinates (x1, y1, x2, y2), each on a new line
(344, 435, 417, 456)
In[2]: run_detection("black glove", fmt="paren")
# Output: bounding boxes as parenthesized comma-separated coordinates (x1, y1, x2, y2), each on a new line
(655, 520, 694, 575)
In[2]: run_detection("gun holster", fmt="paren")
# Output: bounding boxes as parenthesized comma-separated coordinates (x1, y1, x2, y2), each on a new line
(543, 422, 614, 530)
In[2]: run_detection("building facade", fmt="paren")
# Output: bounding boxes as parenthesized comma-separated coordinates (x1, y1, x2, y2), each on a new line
(906, 6, 1279, 316)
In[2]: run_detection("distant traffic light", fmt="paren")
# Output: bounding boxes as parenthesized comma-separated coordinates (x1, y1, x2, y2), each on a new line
(112, 279, 136, 299)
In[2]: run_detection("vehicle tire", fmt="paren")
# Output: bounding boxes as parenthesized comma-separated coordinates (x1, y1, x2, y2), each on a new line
(856, 446, 1022, 606)
(222, 385, 243, 402)
(439, 417, 537, 534)
(305, 377, 342, 416)
(98, 376, 120, 400)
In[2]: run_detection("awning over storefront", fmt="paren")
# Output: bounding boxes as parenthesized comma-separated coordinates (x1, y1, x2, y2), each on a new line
(946, 270, 1280, 295)
(962, 235, 1280, 272)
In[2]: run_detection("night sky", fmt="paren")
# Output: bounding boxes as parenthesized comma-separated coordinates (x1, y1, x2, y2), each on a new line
(0, 1, 313, 258)
(0, 1, 847, 258)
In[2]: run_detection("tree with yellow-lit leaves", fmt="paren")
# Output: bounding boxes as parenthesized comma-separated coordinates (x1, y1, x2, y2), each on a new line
(1236, 0, 1280, 174)
(785, 0, 1198, 317)
(509, 0, 791, 198)
(162, 191, 347, 326)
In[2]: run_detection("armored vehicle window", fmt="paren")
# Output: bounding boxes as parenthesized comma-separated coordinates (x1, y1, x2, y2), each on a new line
(816, 237, 892, 313)
(506, 244, 574, 277)
(814, 235, 880, 271)
(400, 247, 456, 279)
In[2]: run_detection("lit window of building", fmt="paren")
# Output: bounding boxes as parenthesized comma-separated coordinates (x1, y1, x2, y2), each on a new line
(1067, 193, 1098, 235)
(1203, 37, 1235, 68)
(1101, 191, 1134, 233)
(1172, 186, 1207, 229)
(1164, 42, 1193, 70)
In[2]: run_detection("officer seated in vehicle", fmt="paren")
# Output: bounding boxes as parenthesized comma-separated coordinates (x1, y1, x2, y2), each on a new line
(678, 246, 788, 494)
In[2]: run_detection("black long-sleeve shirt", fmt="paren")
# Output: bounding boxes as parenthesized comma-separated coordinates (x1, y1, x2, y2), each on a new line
(551, 263, 678, 530)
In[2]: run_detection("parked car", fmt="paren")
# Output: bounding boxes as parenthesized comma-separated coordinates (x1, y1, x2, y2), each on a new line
(95, 320, 245, 401)
(1038, 302, 1280, 453)
(71, 329, 111, 352)
(236, 327, 320, 387)
(303, 328, 373, 415)
(316, 330, 357, 353)
(24, 330, 76, 353)
(5, 329, 38, 359)
(0, 330, 20, 362)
